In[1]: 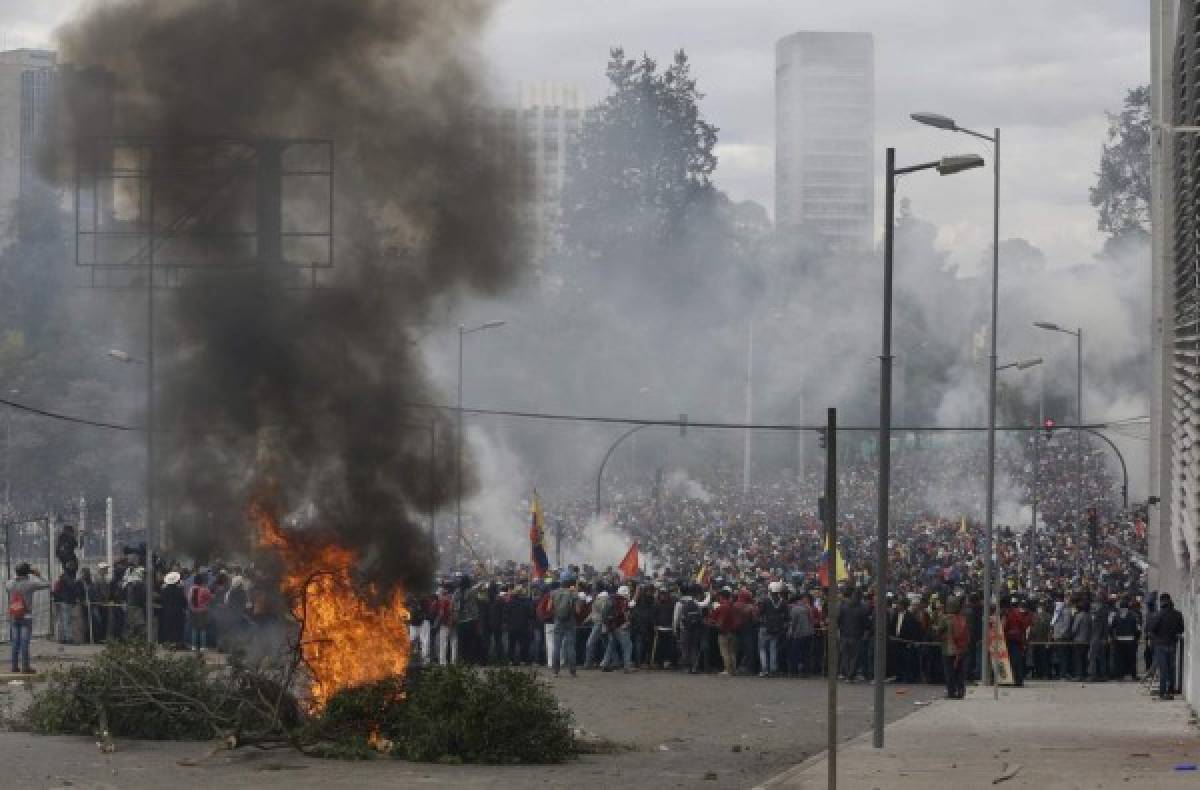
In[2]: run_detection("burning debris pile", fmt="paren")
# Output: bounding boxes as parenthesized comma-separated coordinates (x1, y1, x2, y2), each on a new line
(45, 0, 527, 703)
(255, 504, 411, 709)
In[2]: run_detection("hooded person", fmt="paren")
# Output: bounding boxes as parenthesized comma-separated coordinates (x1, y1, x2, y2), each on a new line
(1147, 592, 1185, 700)
(158, 570, 188, 648)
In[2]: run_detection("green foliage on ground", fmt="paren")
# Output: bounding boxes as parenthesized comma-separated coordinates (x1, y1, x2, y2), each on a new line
(22, 644, 575, 764)
(314, 664, 575, 764)
(22, 640, 296, 741)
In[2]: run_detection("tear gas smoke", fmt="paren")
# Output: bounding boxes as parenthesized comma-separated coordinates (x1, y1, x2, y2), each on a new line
(47, 0, 526, 596)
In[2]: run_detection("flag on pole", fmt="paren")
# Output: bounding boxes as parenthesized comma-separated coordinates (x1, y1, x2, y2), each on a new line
(618, 541, 639, 579)
(818, 532, 849, 587)
(530, 491, 549, 577)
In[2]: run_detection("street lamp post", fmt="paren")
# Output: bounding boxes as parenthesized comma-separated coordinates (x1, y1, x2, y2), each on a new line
(1033, 322, 1084, 546)
(912, 112, 1000, 698)
(875, 146, 984, 748)
(5, 388, 17, 519)
(107, 347, 154, 643)
(997, 357, 1043, 589)
(455, 320, 505, 572)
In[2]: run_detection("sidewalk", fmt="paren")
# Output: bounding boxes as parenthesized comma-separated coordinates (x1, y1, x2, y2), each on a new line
(759, 681, 1200, 789)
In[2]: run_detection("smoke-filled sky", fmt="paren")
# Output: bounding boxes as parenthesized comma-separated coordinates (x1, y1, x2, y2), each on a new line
(7, 0, 1149, 272)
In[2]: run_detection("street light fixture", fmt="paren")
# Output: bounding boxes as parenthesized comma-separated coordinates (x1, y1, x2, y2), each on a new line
(107, 348, 144, 364)
(874, 146, 984, 749)
(911, 110, 1001, 702)
(455, 320, 506, 572)
(1033, 320, 1085, 554)
(996, 357, 1043, 372)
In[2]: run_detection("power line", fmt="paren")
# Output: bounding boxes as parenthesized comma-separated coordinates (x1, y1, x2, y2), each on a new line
(0, 396, 138, 432)
(0, 391, 1149, 438)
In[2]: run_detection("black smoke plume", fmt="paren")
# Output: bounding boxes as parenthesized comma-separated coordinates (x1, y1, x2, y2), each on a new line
(48, 0, 524, 596)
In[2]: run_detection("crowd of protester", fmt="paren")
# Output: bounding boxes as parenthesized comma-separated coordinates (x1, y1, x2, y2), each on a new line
(405, 434, 1171, 697)
(8, 431, 1170, 698)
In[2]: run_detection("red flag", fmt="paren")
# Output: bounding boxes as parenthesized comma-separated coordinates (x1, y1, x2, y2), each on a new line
(618, 541, 639, 579)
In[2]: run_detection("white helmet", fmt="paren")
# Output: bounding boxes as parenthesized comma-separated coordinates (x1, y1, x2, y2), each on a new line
(617, 585, 630, 597)
(769, 581, 783, 594)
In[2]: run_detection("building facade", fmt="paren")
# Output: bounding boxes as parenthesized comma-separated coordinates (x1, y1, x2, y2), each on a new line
(775, 31, 874, 249)
(1151, 0, 1200, 706)
(0, 49, 57, 241)
(484, 84, 583, 276)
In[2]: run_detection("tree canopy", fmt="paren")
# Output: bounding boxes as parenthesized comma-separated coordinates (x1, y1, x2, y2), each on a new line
(562, 48, 719, 255)
(1090, 85, 1150, 239)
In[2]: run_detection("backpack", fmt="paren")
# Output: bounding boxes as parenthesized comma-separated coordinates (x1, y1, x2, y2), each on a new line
(8, 589, 27, 621)
(553, 591, 575, 622)
(682, 599, 703, 630)
(950, 614, 970, 653)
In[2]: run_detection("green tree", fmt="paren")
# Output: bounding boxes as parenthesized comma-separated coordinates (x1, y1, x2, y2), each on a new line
(1090, 85, 1150, 239)
(563, 48, 718, 255)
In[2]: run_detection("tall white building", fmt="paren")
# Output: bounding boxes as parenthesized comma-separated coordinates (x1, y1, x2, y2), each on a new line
(0, 49, 57, 241)
(485, 84, 584, 274)
(775, 32, 874, 249)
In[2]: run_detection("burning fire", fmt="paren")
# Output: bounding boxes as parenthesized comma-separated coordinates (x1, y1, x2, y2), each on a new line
(254, 504, 410, 710)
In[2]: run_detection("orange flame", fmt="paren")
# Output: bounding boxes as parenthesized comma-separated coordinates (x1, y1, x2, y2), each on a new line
(253, 504, 409, 710)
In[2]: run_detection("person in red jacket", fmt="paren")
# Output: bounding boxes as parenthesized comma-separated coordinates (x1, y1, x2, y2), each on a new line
(711, 588, 740, 675)
(1002, 596, 1032, 687)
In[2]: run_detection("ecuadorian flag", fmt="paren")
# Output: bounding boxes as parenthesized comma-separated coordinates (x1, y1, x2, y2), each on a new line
(818, 531, 849, 587)
(530, 491, 550, 576)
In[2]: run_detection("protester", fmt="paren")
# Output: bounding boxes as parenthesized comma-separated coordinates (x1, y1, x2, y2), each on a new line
(6, 563, 48, 674)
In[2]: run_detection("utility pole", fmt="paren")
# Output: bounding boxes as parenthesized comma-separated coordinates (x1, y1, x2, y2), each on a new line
(824, 406, 839, 790)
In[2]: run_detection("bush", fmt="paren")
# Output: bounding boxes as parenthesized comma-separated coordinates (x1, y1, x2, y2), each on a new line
(317, 665, 575, 764)
(23, 643, 574, 764)
(23, 640, 293, 741)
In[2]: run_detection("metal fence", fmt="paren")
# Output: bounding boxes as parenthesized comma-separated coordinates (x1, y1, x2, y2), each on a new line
(0, 500, 147, 643)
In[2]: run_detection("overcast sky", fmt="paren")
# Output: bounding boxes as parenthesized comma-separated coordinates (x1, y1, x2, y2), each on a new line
(6, 0, 1149, 272)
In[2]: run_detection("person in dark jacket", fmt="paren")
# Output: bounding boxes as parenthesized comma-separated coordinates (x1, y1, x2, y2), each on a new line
(1087, 598, 1111, 682)
(837, 590, 869, 681)
(158, 571, 188, 648)
(630, 586, 655, 668)
(504, 586, 534, 666)
(1147, 592, 1185, 700)
(897, 599, 926, 683)
(1111, 597, 1142, 681)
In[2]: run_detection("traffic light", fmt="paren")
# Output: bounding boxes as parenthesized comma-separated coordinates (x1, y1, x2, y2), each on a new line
(817, 428, 827, 449)
(1042, 417, 1056, 440)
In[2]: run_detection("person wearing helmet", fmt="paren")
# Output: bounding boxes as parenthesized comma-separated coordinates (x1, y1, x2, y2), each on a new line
(758, 580, 788, 677)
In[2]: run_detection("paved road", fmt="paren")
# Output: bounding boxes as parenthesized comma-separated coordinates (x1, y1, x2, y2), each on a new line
(763, 680, 1200, 789)
(0, 642, 941, 789)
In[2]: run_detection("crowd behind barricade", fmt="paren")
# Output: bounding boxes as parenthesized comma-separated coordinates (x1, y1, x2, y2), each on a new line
(3, 524, 272, 672)
(406, 436, 1176, 698)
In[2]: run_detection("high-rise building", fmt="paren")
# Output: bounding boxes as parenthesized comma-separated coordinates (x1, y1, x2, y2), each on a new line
(483, 84, 583, 275)
(0, 49, 57, 239)
(775, 32, 874, 249)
